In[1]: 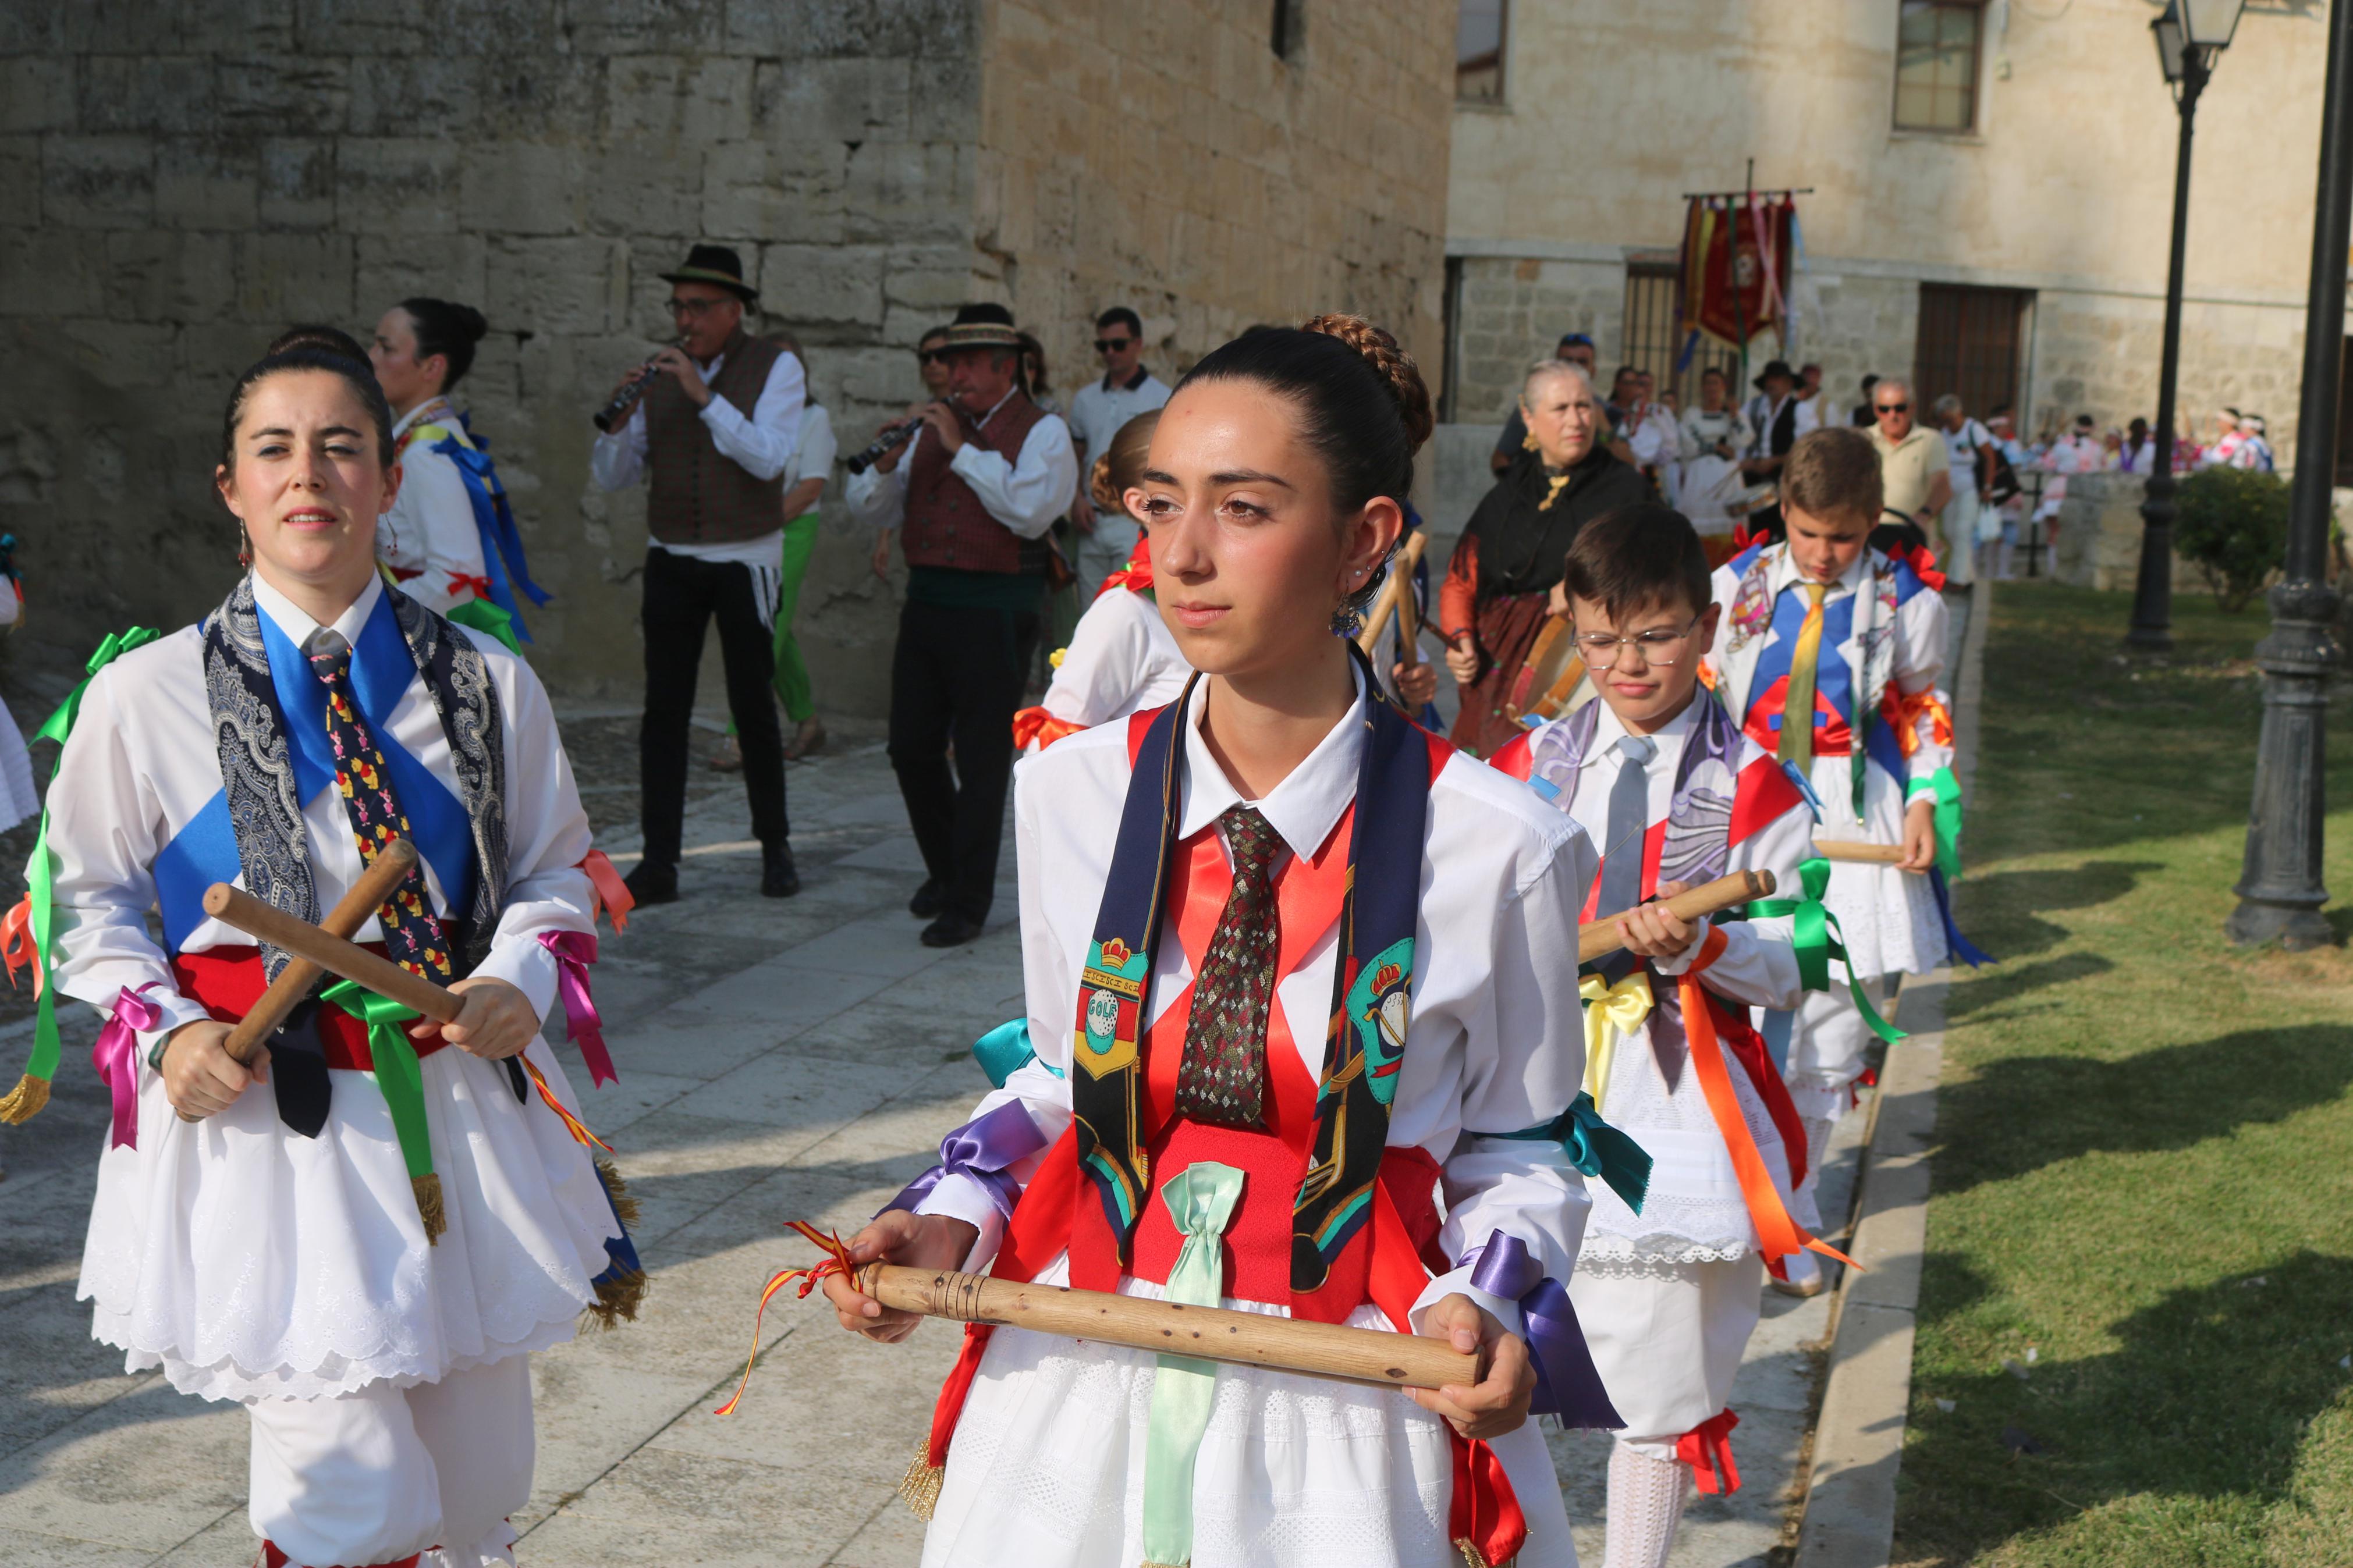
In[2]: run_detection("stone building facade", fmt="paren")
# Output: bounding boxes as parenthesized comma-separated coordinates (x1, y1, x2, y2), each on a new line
(0, 0, 1454, 712)
(1441, 0, 2322, 475)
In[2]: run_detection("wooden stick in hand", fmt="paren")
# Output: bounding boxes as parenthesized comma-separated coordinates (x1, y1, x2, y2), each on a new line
(201, 883, 462, 1026)
(1577, 867, 1777, 963)
(854, 1263, 1482, 1391)
(1815, 840, 1918, 870)
(1354, 530, 1431, 658)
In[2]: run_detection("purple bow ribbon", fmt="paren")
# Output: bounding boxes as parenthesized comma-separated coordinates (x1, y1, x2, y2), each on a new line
(92, 982, 162, 1150)
(539, 931, 616, 1088)
(1463, 1230, 1624, 1429)
(882, 1101, 1049, 1221)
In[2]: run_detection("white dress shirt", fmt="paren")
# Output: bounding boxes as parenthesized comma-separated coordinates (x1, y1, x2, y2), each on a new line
(843, 390, 1078, 543)
(588, 344, 807, 566)
(381, 401, 490, 614)
(920, 666, 1601, 1336)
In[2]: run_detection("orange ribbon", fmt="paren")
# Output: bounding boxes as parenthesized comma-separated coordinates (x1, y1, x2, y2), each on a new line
(1887, 688, 1954, 759)
(715, 1221, 860, 1417)
(1010, 705, 1086, 752)
(1680, 954, 1857, 1275)
(0, 893, 41, 997)
(579, 849, 633, 933)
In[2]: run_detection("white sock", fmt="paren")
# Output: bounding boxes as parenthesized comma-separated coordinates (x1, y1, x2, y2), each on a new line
(1605, 1442, 1689, 1568)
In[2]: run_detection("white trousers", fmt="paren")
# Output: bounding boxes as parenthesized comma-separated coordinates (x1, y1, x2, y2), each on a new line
(1781, 973, 1895, 1124)
(249, 1353, 534, 1568)
(1567, 1254, 1765, 1459)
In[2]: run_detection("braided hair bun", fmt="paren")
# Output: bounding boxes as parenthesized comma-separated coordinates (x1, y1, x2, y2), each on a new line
(1299, 313, 1434, 454)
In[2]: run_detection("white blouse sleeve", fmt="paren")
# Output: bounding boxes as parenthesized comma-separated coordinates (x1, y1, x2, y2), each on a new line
(1038, 592, 1155, 732)
(386, 447, 488, 615)
(1894, 586, 1955, 783)
(1414, 823, 1600, 1336)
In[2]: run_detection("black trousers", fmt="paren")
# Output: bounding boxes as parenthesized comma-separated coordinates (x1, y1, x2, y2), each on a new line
(888, 600, 1039, 921)
(640, 546, 789, 866)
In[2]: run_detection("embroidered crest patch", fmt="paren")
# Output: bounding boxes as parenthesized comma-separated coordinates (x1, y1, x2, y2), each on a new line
(1076, 936, 1148, 1078)
(1346, 936, 1415, 1105)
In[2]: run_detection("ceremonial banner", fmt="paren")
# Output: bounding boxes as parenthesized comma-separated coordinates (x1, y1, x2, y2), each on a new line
(1681, 196, 1795, 348)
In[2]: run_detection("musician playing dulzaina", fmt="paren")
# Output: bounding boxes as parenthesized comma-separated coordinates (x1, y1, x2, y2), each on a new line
(823, 318, 1613, 1568)
(10, 347, 623, 1568)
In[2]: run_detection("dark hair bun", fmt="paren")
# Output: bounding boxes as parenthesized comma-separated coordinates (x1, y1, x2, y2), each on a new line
(1300, 313, 1433, 454)
(396, 297, 489, 390)
(451, 303, 488, 343)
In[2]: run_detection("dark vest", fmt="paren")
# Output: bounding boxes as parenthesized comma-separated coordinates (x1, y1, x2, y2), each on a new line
(644, 329, 787, 546)
(900, 391, 1050, 576)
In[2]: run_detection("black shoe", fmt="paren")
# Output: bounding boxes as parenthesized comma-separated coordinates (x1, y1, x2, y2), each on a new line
(761, 842, 801, 898)
(909, 880, 946, 919)
(920, 912, 986, 948)
(624, 859, 679, 907)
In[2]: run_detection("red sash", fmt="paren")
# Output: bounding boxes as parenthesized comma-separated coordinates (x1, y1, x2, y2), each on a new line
(171, 945, 450, 1071)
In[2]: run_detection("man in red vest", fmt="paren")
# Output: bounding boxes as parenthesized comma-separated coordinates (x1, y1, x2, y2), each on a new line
(591, 243, 807, 906)
(847, 304, 1078, 947)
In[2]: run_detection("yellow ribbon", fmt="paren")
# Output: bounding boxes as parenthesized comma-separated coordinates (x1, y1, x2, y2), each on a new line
(1578, 970, 1654, 1102)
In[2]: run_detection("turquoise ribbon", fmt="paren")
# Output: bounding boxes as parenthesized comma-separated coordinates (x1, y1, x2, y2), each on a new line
(1908, 766, 1964, 881)
(970, 1017, 1063, 1087)
(1140, 1162, 1244, 1568)
(1750, 856, 1905, 1046)
(1495, 1092, 1652, 1214)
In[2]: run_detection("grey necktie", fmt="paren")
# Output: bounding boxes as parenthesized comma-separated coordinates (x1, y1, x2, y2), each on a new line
(1592, 734, 1656, 987)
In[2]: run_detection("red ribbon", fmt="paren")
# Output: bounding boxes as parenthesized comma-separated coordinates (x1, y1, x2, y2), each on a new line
(539, 930, 616, 1087)
(1447, 1431, 1529, 1567)
(91, 982, 161, 1150)
(715, 1221, 860, 1416)
(1675, 1407, 1742, 1495)
(579, 849, 633, 933)
(1095, 539, 1154, 598)
(445, 570, 496, 602)
(1010, 705, 1086, 752)
(0, 893, 41, 996)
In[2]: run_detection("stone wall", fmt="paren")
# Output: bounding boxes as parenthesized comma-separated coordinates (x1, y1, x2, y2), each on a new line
(977, 0, 1456, 398)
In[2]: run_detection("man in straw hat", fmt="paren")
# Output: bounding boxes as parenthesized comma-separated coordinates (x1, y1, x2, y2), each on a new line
(591, 243, 807, 905)
(847, 303, 1078, 947)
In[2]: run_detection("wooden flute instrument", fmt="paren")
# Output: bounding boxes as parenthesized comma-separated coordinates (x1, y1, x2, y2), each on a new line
(202, 883, 464, 1027)
(1815, 840, 1921, 870)
(853, 1263, 1484, 1392)
(173, 841, 422, 1120)
(1575, 867, 1776, 963)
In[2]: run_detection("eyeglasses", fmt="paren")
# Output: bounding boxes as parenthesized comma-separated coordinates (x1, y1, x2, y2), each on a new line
(667, 298, 725, 317)
(1573, 613, 1703, 671)
(1875, 401, 1910, 414)
(1095, 337, 1135, 354)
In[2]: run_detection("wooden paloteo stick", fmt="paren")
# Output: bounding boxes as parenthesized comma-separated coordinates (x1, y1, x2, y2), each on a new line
(1577, 868, 1776, 963)
(1815, 840, 1921, 871)
(854, 1263, 1482, 1391)
(202, 883, 462, 1026)
(174, 840, 423, 1121)
(1354, 530, 1431, 660)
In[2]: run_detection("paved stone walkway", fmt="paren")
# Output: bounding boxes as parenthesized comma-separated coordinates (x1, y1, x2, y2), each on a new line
(0, 717, 1866, 1566)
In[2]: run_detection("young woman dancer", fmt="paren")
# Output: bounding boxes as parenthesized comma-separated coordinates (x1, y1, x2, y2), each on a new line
(822, 317, 1608, 1567)
(26, 345, 617, 1568)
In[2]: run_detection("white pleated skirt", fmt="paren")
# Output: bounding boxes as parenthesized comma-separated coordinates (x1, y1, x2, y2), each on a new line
(921, 1255, 1578, 1568)
(79, 1037, 617, 1404)
(1804, 753, 1944, 978)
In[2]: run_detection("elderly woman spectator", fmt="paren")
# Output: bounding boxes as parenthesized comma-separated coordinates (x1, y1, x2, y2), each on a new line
(1439, 355, 1649, 755)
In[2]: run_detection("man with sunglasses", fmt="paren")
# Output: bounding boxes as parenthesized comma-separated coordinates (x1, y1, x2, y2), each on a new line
(1863, 376, 1953, 557)
(1064, 307, 1169, 599)
(590, 243, 807, 906)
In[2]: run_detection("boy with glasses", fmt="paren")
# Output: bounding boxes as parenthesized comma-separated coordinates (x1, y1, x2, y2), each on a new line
(1490, 504, 1825, 1566)
(1708, 429, 1956, 1299)
(1064, 307, 1170, 598)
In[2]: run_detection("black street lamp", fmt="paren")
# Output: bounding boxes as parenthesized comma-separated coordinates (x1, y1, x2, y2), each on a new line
(2128, 0, 2248, 652)
(2226, 0, 2350, 950)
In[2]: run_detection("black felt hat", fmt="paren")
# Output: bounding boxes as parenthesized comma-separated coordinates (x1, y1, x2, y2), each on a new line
(660, 244, 758, 304)
(1752, 358, 1798, 390)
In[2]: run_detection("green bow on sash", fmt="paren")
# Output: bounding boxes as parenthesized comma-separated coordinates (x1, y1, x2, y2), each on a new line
(1908, 766, 1964, 881)
(1749, 856, 1905, 1046)
(320, 978, 447, 1243)
(1141, 1161, 1245, 1568)
(0, 627, 162, 1125)
(445, 597, 522, 655)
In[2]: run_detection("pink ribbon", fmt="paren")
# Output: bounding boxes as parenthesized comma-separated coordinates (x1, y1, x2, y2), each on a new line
(540, 931, 615, 1087)
(92, 982, 162, 1149)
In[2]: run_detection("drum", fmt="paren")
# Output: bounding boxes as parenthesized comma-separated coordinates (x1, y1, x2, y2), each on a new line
(1503, 616, 1592, 727)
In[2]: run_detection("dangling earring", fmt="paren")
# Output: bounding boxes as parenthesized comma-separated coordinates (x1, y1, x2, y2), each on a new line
(236, 523, 253, 568)
(1329, 600, 1362, 636)
(1522, 428, 1540, 451)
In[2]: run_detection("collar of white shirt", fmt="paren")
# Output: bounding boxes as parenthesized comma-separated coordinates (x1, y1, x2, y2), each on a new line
(1765, 540, 1867, 602)
(251, 569, 384, 653)
(1175, 663, 1368, 863)
(1589, 690, 1695, 763)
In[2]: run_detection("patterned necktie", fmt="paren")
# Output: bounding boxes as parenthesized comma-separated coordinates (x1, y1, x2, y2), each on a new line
(1174, 806, 1283, 1128)
(1778, 581, 1830, 770)
(306, 628, 455, 984)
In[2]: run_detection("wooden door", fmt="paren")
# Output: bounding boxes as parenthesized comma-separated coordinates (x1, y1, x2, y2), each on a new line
(1914, 283, 2031, 419)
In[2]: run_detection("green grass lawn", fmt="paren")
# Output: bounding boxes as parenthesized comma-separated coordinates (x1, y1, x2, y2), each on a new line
(1893, 582, 2353, 1567)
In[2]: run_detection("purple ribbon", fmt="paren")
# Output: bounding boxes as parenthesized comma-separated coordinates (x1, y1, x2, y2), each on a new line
(882, 1101, 1049, 1221)
(539, 931, 616, 1088)
(1463, 1231, 1624, 1429)
(91, 982, 162, 1150)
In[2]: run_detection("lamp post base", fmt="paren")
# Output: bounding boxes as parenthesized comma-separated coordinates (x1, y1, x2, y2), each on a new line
(2224, 579, 2343, 950)
(2221, 898, 2338, 950)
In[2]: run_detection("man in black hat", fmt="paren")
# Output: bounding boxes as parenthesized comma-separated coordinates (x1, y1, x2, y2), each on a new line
(590, 243, 807, 905)
(1738, 358, 1819, 541)
(845, 303, 1078, 947)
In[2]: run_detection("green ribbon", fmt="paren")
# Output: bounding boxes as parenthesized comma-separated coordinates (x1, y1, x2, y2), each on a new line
(445, 596, 521, 654)
(1140, 1161, 1244, 1568)
(320, 979, 435, 1181)
(22, 627, 161, 1084)
(1496, 1092, 1652, 1214)
(1749, 856, 1905, 1046)
(1908, 766, 1964, 881)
